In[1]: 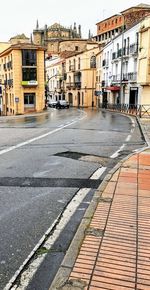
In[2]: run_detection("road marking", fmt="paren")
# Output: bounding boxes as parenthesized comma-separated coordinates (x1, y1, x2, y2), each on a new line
(110, 144, 125, 159)
(90, 167, 106, 179)
(0, 114, 86, 156)
(125, 134, 131, 142)
(5, 188, 90, 290)
(110, 116, 135, 159)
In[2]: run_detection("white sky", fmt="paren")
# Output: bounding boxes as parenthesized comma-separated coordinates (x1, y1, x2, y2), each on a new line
(1, 0, 150, 41)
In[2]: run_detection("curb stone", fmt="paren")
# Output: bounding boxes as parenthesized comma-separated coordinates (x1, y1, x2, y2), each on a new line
(49, 117, 150, 290)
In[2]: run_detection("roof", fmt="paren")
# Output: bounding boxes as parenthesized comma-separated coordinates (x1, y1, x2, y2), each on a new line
(10, 33, 29, 40)
(96, 3, 150, 25)
(48, 23, 68, 30)
(0, 43, 46, 56)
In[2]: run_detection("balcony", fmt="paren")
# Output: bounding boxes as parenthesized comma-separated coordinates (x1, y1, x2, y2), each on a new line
(75, 82, 81, 89)
(128, 72, 137, 81)
(112, 75, 120, 82)
(7, 61, 13, 70)
(66, 82, 75, 90)
(112, 52, 117, 60)
(69, 65, 75, 72)
(117, 49, 122, 58)
(102, 59, 109, 67)
(7, 79, 13, 87)
(130, 43, 138, 55)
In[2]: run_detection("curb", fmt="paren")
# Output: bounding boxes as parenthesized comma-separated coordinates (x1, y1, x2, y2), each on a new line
(137, 116, 150, 147)
(49, 152, 136, 290)
(49, 116, 150, 290)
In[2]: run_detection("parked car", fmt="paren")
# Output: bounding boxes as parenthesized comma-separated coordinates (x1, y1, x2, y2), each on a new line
(56, 100, 70, 109)
(48, 100, 58, 108)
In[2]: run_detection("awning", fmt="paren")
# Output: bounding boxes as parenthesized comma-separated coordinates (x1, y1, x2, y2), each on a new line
(105, 86, 120, 91)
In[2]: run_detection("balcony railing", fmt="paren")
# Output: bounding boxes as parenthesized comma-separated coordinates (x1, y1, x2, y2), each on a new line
(69, 65, 75, 72)
(66, 82, 81, 90)
(112, 72, 137, 82)
(130, 43, 138, 54)
(75, 82, 81, 89)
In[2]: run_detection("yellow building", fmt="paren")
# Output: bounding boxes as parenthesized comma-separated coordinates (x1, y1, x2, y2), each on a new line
(138, 16, 150, 104)
(0, 42, 45, 115)
(65, 45, 99, 107)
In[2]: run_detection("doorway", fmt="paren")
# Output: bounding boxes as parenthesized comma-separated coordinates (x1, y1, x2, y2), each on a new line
(129, 87, 138, 105)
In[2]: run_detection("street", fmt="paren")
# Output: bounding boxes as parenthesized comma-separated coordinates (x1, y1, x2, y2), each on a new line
(0, 108, 145, 290)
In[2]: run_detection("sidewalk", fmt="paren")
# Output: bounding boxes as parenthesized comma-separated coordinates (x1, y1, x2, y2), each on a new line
(50, 119, 150, 290)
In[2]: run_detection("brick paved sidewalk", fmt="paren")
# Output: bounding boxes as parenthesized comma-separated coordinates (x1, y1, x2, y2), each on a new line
(65, 149, 150, 290)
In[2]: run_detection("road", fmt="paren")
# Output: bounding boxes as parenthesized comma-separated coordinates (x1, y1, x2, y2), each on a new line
(0, 108, 145, 290)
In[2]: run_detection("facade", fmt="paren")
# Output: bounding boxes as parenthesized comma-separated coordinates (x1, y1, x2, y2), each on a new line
(95, 50, 103, 107)
(65, 46, 99, 107)
(46, 56, 66, 102)
(95, 4, 150, 44)
(138, 17, 150, 104)
(96, 22, 141, 106)
(33, 22, 82, 54)
(0, 43, 45, 115)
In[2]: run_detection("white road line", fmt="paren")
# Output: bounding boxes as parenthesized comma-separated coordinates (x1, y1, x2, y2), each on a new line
(110, 116, 135, 159)
(5, 188, 91, 290)
(110, 144, 125, 159)
(0, 115, 86, 156)
(90, 167, 107, 179)
(125, 134, 131, 142)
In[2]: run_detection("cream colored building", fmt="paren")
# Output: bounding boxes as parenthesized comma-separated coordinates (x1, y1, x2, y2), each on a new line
(46, 56, 66, 101)
(65, 45, 99, 107)
(138, 16, 150, 104)
(0, 42, 45, 115)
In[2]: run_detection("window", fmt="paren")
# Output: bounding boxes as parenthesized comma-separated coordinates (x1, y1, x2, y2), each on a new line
(22, 68, 37, 81)
(22, 50, 36, 66)
(78, 57, 80, 70)
(90, 55, 96, 68)
(24, 93, 35, 105)
(75, 46, 79, 51)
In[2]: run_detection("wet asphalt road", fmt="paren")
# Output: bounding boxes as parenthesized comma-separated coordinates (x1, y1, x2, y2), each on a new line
(0, 108, 145, 289)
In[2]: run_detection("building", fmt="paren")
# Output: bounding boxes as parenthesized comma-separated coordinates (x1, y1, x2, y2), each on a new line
(96, 21, 141, 107)
(0, 42, 45, 115)
(33, 21, 82, 55)
(46, 55, 66, 102)
(65, 45, 99, 107)
(95, 3, 150, 44)
(138, 16, 150, 104)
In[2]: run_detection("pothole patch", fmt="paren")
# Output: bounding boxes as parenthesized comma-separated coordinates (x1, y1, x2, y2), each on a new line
(55, 151, 109, 166)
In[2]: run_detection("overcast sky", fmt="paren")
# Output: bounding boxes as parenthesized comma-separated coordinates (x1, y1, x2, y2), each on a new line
(1, 0, 150, 41)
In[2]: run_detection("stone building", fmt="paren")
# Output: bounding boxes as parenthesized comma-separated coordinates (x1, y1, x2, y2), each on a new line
(95, 3, 150, 44)
(33, 21, 82, 54)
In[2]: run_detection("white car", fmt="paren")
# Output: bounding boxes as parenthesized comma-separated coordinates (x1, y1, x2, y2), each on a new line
(48, 100, 58, 108)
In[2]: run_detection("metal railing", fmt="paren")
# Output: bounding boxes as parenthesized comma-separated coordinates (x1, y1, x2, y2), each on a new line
(99, 103, 150, 118)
